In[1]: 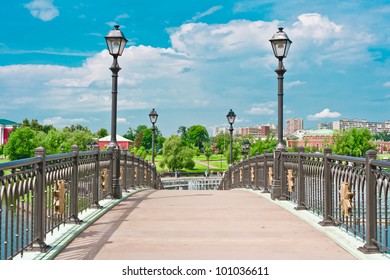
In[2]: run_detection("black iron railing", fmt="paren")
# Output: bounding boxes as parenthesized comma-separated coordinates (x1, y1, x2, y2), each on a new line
(220, 148, 390, 254)
(0, 146, 161, 260)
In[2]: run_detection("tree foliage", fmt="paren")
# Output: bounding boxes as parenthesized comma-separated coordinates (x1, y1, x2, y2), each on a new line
(210, 133, 230, 154)
(4, 127, 37, 160)
(97, 128, 109, 139)
(373, 131, 390, 142)
(187, 125, 209, 150)
(332, 128, 376, 157)
(249, 134, 278, 156)
(224, 141, 242, 165)
(159, 135, 195, 171)
(4, 119, 95, 160)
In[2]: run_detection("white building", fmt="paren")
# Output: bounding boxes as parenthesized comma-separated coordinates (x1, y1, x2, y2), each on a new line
(332, 119, 390, 134)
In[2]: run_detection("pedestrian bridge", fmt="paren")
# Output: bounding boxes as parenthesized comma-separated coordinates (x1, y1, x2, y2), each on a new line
(1, 146, 390, 260)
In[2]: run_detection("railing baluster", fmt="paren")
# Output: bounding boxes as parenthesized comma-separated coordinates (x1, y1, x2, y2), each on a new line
(359, 150, 380, 253)
(33, 147, 49, 251)
(320, 147, 333, 225)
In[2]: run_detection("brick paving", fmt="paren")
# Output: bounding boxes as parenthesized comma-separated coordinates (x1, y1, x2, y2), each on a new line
(54, 189, 356, 260)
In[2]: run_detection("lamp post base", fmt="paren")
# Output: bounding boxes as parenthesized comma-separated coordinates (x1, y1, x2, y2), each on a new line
(270, 179, 282, 200)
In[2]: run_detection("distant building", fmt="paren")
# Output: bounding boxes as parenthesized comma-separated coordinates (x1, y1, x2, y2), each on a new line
(213, 127, 229, 136)
(286, 118, 303, 136)
(318, 122, 332, 129)
(212, 126, 244, 137)
(98, 135, 133, 150)
(332, 119, 390, 134)
(287, 129, 334, 151)
(0, 119, 18, 145)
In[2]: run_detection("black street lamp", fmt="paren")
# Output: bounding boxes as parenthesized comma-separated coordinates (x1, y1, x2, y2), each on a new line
(226, 109, 236, 165)
(269, 27, 292, 151)
(241, 140, 250, 159)
(105, 25, 128, 147)
(149, 108, 158, 165)
(105, 25, 128, 199)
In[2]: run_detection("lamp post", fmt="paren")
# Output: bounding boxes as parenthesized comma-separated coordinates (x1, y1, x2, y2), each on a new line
(241, 140, 250, 160)
(269, 27, 292, 200)
(269, 27, 292, 151)
(149, 108, 158, 165)
(105, 25, 128, 199)
(226, 109, 236, 165)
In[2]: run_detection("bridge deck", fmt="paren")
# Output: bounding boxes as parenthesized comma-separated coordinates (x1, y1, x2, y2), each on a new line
(54, 189, 356, 260)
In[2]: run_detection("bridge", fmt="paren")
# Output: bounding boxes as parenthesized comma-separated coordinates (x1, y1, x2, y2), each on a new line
(1, 145, 390, 260)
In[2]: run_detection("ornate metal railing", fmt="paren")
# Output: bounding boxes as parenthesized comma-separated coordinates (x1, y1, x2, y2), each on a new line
(220, 148, 390, 254)
(0, 145, 161, 260)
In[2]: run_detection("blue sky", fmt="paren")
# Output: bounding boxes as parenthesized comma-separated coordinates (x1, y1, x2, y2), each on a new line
(0, 0, 389, 137)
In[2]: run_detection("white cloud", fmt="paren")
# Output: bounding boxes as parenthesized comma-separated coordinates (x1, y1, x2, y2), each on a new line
(43, 116, 89, 127)
(115, 14, 130, 21)
(247, 102, 276, 115)
(0, 17, 379, 135)
(290, 13, 374, 64)
(307, 108, 341, 120)
(292, 13, 342, 44)
(191, 6, 223, 22)
(169, 19, 278, 59)
(24, 0, 59, 21)
(384, 82, 390, 87)
(285, 80, 305, 89)
(117, 118, 128, 124)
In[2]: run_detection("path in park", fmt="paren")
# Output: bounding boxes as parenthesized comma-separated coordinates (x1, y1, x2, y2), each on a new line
(54, 189, 355, 260)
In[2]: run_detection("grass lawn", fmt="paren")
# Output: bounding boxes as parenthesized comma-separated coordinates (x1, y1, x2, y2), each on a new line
(143, 154, 229, 173)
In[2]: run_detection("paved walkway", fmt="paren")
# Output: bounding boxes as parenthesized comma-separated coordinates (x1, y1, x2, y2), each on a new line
(54, 190, 357, 260)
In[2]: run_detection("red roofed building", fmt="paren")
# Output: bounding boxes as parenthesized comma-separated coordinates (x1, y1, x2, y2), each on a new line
(0, 119, 18, 145)
(98, 135, 133, 150)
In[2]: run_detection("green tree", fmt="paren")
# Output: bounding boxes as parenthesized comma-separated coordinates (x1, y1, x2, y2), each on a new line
(332, 128, 376, 157)
(225, 141, 242, 165)
(249, 134, 278, 156)
(211, 133, 230, 154)
(374, 131, 390, 142)
(204, 146, 213, 170)
(96, 128, 108, 139)
(41, 129, 67, 154)
(177, 126, 188, 144)
(134, 132, 143, 149)
(19, 118, 53, 133)
(187, 125, 209, 150)
(63, 129, 95, 151)
(4, 127, 37, 160)
(123, 127, 135, 141)
(159, 135, 195, 171)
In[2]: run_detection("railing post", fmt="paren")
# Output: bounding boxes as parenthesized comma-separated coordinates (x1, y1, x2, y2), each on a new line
(70, 145, 81, 222)
(262, 150, 270, 193)
(129, 152, 135, 189)
(279, 152, 287, 200)
(228, 165, 232, 190)
(295, 147, 306, 210)
(93, 145, 101, 208)
(319, 147, 333, 224)
(121, 149, 128, 191)
(34, 147, 49, 251)
(145, 160, 150, 187)
(140, 158, 145, 187)
(108, 146, 114, 195)
(136, 155, 140, 187)
(254, 153, 259, 190)
(112, 146, 122, 199)
(359, 150, 380, 253)
(271, 149, 283, 200)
